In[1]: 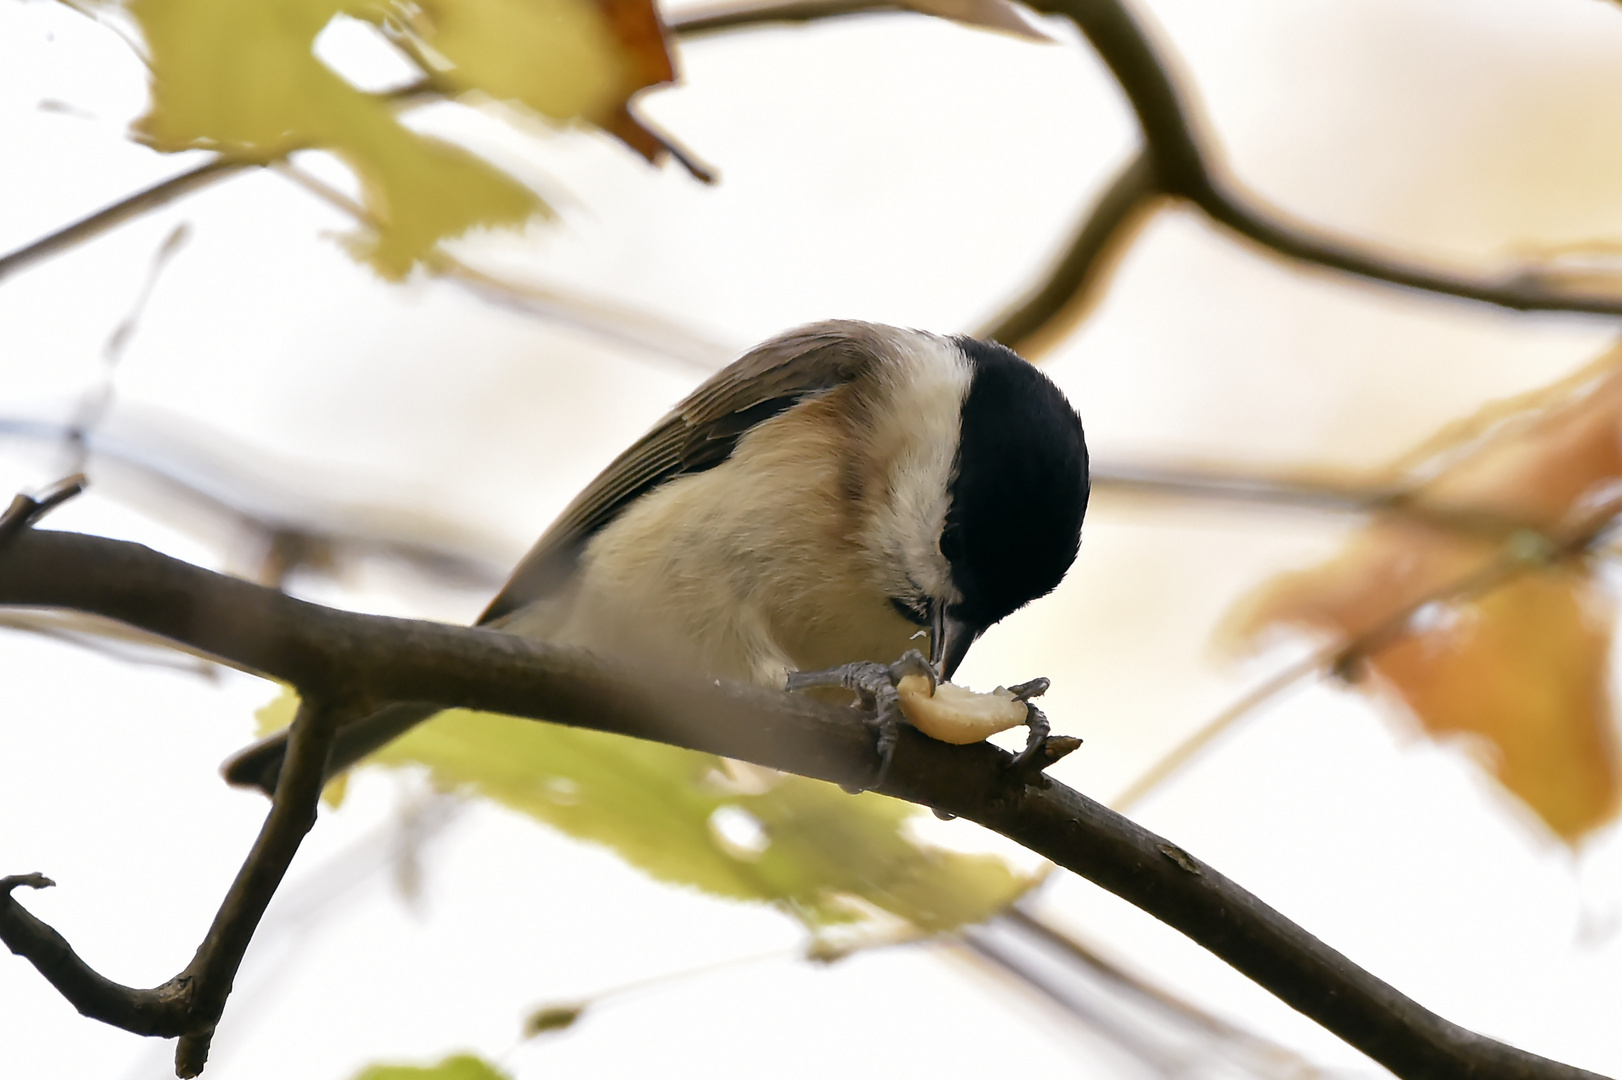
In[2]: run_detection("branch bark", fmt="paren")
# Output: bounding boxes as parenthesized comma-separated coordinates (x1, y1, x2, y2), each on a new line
(3, 689, 356, 1076)
(1027, 0, 1622, 317)
(0, 527, 1608, 1080)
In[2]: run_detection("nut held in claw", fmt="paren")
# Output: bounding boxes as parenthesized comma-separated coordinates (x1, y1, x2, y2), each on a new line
(895, 675, 1029, 745)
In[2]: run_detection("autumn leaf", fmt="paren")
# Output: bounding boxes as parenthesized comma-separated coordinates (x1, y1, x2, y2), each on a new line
(117, 0, 680, 275)
(1226, 348, 1622, 842)
(257, 690, 1041, 934)
(586, 0, 681, 163)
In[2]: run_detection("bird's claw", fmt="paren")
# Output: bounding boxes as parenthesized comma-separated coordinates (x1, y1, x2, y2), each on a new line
(1006, 677, 1050, 702)
(992, 678, 1080, 783)
(786, 649, 935, 792)
(788, 655, 1077, 791)
(1006, 699, 1082, 784)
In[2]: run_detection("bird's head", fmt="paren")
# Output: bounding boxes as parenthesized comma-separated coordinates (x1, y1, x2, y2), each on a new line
(868, 331, 1088, 680)
(928, 337, 1089, 678)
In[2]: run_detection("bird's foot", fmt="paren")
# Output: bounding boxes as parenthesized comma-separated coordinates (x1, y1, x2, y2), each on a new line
(1001, 678, 1081, 783)
(787, 649, 936, 792)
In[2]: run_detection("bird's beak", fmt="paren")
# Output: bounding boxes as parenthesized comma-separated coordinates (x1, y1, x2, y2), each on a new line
(929, 601, 981, 682)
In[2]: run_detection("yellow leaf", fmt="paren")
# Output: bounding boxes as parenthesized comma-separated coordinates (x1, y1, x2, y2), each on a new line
(352, 1053, 510, 1080)
(124, 0, 559, 275)
(406, 0, 630, 121)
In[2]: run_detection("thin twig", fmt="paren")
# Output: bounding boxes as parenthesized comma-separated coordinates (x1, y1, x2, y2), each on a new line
(0, 609, 221, 678)
(1111, 491, 1622, 811)
(959, 909, 1329, 1078)
(0, 696, 354, 1076)
(271, 160, 734, 371)
(0, 78, 446, 284)
(0, 160, 246, 284)
(171, 695, 357, 1075)
(1111, 648, 1330, 813)
(956, 924, 1201, 1075)
(1091, 461, 1535, 537)
(0, 528, 1607, 1080)
(990, 904, 1330, 1077)
(66, 223, 192, 475)
(668, 0, 902, 36)
(0, 475, 87, 549)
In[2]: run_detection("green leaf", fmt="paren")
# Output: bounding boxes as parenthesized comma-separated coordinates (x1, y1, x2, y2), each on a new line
(119, 0, 642, 276)
(257, 688, 1040, 933)
(352, 1053, 510, 1080)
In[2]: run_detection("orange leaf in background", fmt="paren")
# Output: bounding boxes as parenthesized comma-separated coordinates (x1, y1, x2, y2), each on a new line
(1373, 571, 1617, 841)
(1227, 348, 1622, 843)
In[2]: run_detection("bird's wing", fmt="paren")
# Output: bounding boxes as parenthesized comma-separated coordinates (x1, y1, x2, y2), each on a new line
(477, 321, 895, 624)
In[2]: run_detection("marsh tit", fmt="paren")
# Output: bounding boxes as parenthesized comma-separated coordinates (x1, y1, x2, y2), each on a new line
(224, 320, 1089, 795)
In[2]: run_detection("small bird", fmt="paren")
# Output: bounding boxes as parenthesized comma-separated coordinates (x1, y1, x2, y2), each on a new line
(224, 320, 1089, 794)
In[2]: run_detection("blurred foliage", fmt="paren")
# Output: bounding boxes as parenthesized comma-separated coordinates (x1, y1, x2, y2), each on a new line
(1228, 347, 1622, 842)
(113, 0, 675, 276)
(352, 1053, 511, 1080)
(522, 1003, 585, 1037)
(258, 689, 1041, 934)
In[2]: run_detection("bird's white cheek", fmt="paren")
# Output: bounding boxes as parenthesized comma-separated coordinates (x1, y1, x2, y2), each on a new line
(858, 336, 970, 604)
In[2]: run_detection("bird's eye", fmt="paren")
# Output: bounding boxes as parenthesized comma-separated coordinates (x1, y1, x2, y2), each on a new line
(939, 528, 963, 562)
(889, 596, 929, 626)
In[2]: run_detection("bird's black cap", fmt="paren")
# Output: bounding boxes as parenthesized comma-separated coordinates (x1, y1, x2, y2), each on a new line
(941, 337, 1089, 631)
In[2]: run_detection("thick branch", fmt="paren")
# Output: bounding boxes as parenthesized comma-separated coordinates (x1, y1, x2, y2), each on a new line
(1026, 0, 1622, 316)
(0, 528, 1606, 1080)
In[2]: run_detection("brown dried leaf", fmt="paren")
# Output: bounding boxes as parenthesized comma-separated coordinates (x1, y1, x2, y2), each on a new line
(585, 0, 678, 163)
(1369, 571, 1619, 840)
(1227, 348, 1622, 842)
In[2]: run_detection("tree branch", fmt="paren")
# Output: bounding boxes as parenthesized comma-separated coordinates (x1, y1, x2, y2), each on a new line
(14, 0, 1618, 326)
(1024, 0, 1622, 317)
(2, 688, 355, 1076)
(0, 526, 1607, 1080)
(1090, 459, 1559, 540)
(0, 160, 249, 285)
(667, 0, 902, 36)
(976, 150, 1163, 355)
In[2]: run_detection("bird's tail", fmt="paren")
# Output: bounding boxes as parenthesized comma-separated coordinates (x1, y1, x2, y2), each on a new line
(221, 701, 442, 797)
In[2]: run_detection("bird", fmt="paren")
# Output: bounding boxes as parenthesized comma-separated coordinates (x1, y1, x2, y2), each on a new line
(223, 320, 1089, 795)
